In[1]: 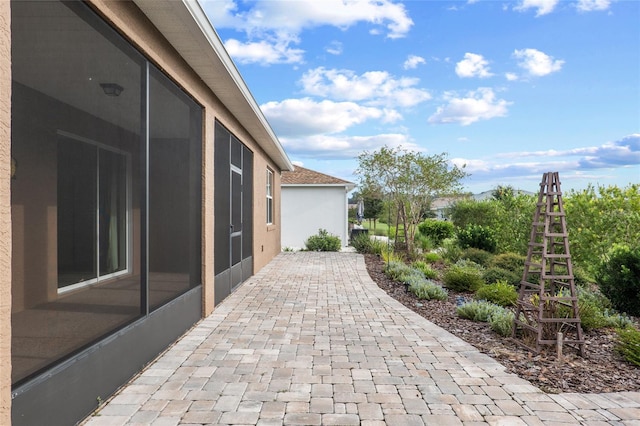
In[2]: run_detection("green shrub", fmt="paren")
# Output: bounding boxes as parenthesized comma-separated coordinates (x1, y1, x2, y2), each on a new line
(482, 267, 521, 287)
(443, 261, 485, 292)
(460, 247, 494, 267)
(351, 232, 387, 255)
(423, 252, 442, 263)
(554, 287, 632, 331)
(456, 300, 502, 322)
(412, 260, 438, 279)
(489, 253, 525, 273)
(350, 232, 373, 253)
(305, 229, 342, 252)
(602, 310, 634, 329)
(385, 261, 415, 282)
(596, 244, 640, 316)
(475, 280, 518, 307)
(616, 327, 640, 367)
(449, 199, 496, 229)
(417, 219, 455, 245)
(438, 237, 462, 263)
(415, 233, 434, 252)
(489, 309, 515, 337)
(456, 224, 497, 253)
(573, 264, 595, 287)
(409, 280, 448, 301)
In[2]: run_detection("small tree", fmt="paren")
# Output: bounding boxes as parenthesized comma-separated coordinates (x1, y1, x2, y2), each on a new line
(355, 146, 467, 253)
(364, 196, 384, 229)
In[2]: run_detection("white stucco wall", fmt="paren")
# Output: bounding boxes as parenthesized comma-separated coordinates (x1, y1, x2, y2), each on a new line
(281, 185, 349, 249)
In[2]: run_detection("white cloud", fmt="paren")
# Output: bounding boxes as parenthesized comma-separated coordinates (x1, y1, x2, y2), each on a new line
(204, 0, 413, 64)
(260, 98, 401, 137)
(514, 0, 560, 16)
(325, 41, 343, 56)
(455, 134, 640, 190)
(505, 72, 519, 81)
(576, 0, 612, 12)
(428, 88, 511, 126)
(300, 67, 431, 108)
(456, 53, 493, 78)
(224, 38, 304, 65)
(280, 133, 420, 159)
(403, 55, 426, 70)
(513, 48, 564, 77)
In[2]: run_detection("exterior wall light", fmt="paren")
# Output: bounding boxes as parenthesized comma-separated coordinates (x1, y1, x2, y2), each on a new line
(100, 83, 124, 96)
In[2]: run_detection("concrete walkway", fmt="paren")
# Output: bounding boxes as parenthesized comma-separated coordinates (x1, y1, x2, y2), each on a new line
(83, 252, 640, 425)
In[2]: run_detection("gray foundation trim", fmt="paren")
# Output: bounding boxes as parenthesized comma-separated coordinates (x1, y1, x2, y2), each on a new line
(11, 286, 202, 426)
(242, 257, 253, 282)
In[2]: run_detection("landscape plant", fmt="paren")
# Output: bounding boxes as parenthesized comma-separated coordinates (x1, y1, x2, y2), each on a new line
(304, 229, 341, 252)
(595, 244, 640, 316)
(409, 280, 448, 301)
(564, 184, 640, 272)
(456, 299, 515, 337)
(442, 260, 485, 292)
(615, 327, 640, 367)
(417, 219, 455, 245)
(489, 253, 526, 274)
(456, 300, 503, 322)
(412, 260, 438, 279)
(482, 267, 521, 287)
(475, 280, 518, 307)
(489, 309, 516, 337)
(423, 252, 442, 263)
(448, 192, 535, 255)
(438, 237, 462, 263)
(385, 260, 415, 282)
(456, 224, 497, 253)
(460, 247, 494, 266)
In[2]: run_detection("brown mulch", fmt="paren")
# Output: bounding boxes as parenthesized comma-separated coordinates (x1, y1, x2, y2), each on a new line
(364, 254, 640, 394)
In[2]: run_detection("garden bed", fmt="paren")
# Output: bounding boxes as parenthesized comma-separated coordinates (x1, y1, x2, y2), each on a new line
(364, 253, 640, 394)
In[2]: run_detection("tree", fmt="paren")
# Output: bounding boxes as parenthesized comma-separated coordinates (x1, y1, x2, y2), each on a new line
(492, 185, 515, 201)
(355, 188, 384, 229)
(355, 146, 467, 253)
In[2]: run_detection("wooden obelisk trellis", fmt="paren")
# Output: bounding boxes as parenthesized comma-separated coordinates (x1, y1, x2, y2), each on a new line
(512, 172, 585, 356)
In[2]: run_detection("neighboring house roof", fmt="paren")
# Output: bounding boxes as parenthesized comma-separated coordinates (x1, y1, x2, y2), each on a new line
(282, 166, 355, 190)
(132, 0, 293, 171)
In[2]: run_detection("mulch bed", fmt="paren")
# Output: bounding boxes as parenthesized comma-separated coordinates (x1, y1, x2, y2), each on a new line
(364, 254, 640, 394)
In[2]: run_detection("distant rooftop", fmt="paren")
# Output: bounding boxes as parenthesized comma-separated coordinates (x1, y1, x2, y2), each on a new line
(282, 166, 355, 188)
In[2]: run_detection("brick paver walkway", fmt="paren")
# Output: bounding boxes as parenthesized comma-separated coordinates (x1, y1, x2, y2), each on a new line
(83, 252, 640, 425)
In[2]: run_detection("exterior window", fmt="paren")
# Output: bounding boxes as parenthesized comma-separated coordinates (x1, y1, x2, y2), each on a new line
(266, 169, 273, 224)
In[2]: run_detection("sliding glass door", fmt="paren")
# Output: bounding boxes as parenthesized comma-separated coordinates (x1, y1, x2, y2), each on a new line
(57, 135, 129, 291)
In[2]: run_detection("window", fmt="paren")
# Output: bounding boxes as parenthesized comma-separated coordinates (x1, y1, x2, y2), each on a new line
(266, 169, 273, 224)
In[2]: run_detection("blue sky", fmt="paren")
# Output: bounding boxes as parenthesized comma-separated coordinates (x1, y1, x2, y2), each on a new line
(203, 0, 639, 194)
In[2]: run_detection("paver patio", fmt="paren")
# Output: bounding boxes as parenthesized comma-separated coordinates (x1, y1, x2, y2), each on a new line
(82, 252, 640, 425)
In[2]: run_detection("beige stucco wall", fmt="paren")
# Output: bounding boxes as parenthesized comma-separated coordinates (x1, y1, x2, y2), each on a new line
(0, 0, 11, 422)
(253, 167, 282, 271)
(87, 1, 283, 314)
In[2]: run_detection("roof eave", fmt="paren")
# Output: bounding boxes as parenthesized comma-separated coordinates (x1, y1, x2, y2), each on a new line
(283, 183, 356, 191)
(131, 0, 293, 171)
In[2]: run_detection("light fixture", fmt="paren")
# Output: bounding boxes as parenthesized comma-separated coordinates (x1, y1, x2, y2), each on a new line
(100, 83, 124, 97)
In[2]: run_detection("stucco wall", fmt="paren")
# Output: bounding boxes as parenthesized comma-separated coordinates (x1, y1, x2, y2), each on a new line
(0, 0, 11, 422)
(253, 166, 282, 271)
(281, 186, 349, 249)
